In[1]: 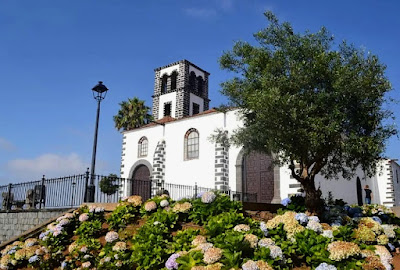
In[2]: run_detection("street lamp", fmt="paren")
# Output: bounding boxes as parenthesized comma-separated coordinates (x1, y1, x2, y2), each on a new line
(85, 81, 109, 202)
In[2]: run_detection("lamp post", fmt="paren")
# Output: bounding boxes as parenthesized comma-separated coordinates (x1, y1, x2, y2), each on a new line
(85, 81, 108, 203)
(71, 181, 76, 207)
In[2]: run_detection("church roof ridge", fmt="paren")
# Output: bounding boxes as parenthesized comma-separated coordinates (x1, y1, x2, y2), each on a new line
(154, 59, 210, 75)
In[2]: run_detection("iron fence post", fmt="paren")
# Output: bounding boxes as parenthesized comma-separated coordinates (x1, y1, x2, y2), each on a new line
(194, 182, 198, 198)
(83, 168, 90, 202)
(39, 175, 45, 209)
(6, 183, 12, 210)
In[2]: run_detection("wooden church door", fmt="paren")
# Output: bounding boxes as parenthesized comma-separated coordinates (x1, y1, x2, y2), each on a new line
(243, 151, 274, 203)
(131, 165, 151, 201)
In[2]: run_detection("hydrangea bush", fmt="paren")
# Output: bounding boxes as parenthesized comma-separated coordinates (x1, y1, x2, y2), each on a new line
(1, 192, 400, 270)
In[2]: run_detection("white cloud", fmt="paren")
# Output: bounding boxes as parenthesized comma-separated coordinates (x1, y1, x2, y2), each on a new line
(0, 137, 16, 152)
(5, 153, 91, 180)
(183, 8, 217, 19)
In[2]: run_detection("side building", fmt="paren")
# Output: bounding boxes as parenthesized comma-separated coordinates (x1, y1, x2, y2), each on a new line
(120, 60, 399, 206)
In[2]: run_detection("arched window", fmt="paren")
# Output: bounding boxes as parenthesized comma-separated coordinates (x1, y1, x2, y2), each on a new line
(161, 75, 168, 94)
(170, 71, 178, 90)
(197, 76, 203, 96)
(184, 128, 199, 160)
(138, 137, 148, 157)
(189, 71, 196, 90)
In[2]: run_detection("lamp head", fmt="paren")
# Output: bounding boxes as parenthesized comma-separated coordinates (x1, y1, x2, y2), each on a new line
(92, 81, 108, 100)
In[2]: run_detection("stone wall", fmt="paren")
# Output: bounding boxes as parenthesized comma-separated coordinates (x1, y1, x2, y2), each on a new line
(0, 209, 69, 244)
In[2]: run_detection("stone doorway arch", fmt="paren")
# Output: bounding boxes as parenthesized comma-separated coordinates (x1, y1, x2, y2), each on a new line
(129, 161, 152, 201)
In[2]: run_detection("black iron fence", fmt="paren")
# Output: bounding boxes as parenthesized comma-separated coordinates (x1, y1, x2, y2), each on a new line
(0, 173, 257, 210)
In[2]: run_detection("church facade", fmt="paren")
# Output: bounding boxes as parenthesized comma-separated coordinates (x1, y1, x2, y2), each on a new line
(120, 60, 400, 207)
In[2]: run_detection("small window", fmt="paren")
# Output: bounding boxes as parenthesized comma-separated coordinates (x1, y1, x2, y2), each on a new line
(184, 128, 199, 160)
(161, 75, 168, 94)
(189, 71, 196, 90)
(138, 137, 148, 157)
(171, 71, 178, 90)
(164, 102, 172, 117)
(197, 76, 203, 96)
(192, 103, 200, 115)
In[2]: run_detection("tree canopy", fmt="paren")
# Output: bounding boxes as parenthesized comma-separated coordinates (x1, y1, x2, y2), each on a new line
(99, 173, 119, 196)
(113, 97, 153, 131)
(219, 11, 396, 213)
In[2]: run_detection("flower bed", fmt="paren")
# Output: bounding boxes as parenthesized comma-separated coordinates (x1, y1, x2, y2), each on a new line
(1, 192, 400, 269)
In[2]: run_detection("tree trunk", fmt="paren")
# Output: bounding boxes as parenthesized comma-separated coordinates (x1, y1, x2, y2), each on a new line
(301, 176, 324, 216)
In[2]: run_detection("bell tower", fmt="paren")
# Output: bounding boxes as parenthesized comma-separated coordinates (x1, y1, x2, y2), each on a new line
(152, 60, 210, 120)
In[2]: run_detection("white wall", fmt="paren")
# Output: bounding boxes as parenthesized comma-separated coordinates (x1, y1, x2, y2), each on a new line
(279, 165, 302, 199)
(163, 112, 222, 188)
(189, 93, 204, 116)
(189, 65, 205, 79)
(160, 64, 180, 77)
(158, 92, 177, 118)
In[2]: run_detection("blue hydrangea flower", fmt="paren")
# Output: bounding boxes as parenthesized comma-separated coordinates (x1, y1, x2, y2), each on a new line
(388, 243, 395, 251)
(295, 213, 308, 225)
(372, 216, 382, 224)
(260, 222, 268, 236)
(28, 255, 39, 263)
(281, 197, 291, 207)
(61, 261, 67, 269)
(39, 230, 50, 240)
(308, 216, 320, 223)
(196, 191, 204, 198)
(165, 253, 180, 269)
(343, 205, 350, 212)
(315, 262, 337, 270)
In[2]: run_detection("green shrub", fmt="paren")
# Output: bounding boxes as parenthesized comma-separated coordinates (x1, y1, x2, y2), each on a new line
(205, 211, 248, 237)
(107, 203, 140, 230)
(130, 222, 171, 269)
(74, 220, 103, 239)
(189, 193, 242, 225)
(167, 228, 200, 254)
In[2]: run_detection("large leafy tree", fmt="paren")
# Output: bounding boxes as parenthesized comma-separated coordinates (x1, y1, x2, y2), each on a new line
(113, 97, 153, 131)
(220, 12, 396, 214)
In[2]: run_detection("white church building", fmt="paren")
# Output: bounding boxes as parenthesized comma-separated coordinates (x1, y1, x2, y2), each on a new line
(120, 60, 400, 207)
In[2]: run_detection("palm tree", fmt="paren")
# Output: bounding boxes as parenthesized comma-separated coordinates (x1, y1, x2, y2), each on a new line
(113, 97, 153, 131)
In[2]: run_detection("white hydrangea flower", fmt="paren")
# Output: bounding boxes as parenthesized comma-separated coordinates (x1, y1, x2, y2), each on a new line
(233, 224, 250, 232)
(315, 262, 337, 270)
(322, 230, 334, 239)
(105, 231, 119, 243)
(258, 238, 275, 248)
(269, 245, 283, 259)
(160, 199, 169, 207)
(242, 260, 258, 270)
(308, 216, 320, 223)
(201, 192, 216, 203)
(306, 220, 323, 233)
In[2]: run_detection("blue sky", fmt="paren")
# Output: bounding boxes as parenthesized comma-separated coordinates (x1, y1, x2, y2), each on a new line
(0, 1, 399, 184)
